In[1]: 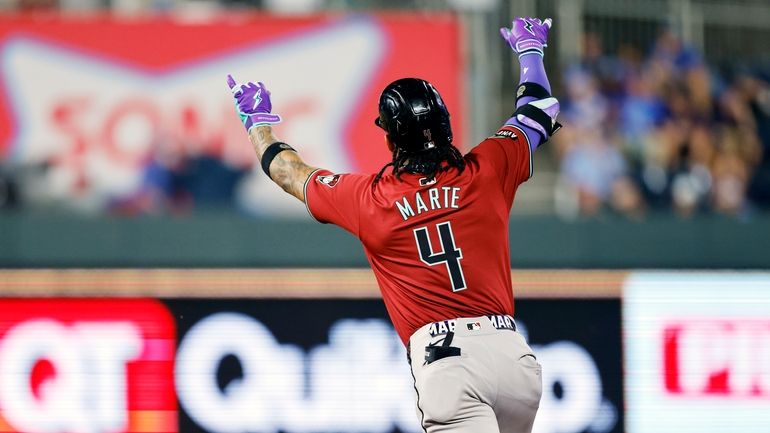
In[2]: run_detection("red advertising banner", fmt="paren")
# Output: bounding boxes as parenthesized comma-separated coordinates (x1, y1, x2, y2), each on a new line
(0, 299, 177, 433)
(0, 13, 462, 215)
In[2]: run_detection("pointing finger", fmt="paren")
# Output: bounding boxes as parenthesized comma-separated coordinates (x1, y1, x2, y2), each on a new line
(226, 74, 237, 90)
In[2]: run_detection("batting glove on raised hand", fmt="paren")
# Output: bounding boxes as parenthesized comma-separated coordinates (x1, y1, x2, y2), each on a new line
(500, 17, 552, 58)
(227, 74, 282, 133)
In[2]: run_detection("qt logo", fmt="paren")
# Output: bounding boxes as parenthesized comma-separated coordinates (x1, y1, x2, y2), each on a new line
(0, 299, 176, 433)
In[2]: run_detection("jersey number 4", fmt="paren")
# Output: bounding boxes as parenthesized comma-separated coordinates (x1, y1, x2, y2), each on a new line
(413, 221, 467, 292)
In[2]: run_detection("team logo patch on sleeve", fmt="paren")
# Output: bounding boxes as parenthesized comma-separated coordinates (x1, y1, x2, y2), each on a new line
(317, 174, 341, 188)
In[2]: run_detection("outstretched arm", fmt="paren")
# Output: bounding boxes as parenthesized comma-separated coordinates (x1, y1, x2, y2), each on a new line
(247, 125, 317, 201)
(500, 17, 561, 151)
(227, 76, 317, 202)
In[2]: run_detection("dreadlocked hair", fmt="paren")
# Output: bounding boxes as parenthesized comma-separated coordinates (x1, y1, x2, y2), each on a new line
(372, 145, 465, 186)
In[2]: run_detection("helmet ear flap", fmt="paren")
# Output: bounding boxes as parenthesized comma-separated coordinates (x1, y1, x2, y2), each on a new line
(384, 133, 395, 152)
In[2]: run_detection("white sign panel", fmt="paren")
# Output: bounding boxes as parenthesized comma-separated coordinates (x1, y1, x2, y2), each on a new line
(624, 272, 770, 433)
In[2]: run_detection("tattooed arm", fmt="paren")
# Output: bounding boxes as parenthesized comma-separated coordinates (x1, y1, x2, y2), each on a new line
(248, 125, 317, 202)
(226, 76, 317, 202)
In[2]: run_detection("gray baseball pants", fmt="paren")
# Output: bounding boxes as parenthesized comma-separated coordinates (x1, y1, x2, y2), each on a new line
(408, 315, 542, 433)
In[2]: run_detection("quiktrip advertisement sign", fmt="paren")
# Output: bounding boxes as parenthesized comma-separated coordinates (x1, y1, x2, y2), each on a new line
(0, 297, 622, 433)
(171, 299, 622, 433)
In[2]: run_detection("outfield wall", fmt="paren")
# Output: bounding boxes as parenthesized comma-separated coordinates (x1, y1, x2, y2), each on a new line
(2, 214, 770, 268)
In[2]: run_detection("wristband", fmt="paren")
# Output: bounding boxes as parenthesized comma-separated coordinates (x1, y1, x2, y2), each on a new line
(515, 40, 544, 58)
(512, 99, 562, 142)
(261, 142, 296, 178)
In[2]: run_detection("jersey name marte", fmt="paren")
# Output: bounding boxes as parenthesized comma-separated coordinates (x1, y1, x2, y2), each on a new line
(394, 186, 461, 221)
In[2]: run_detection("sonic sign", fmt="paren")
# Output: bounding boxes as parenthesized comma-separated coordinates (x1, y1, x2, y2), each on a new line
(0, 14, 462, 215)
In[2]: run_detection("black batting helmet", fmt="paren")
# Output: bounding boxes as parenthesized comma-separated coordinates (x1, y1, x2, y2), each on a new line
(374, 78, 453, 154)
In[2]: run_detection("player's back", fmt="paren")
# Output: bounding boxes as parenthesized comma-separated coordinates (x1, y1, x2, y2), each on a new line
(305, 125, 531, 343)
(358, 127, 531, 342)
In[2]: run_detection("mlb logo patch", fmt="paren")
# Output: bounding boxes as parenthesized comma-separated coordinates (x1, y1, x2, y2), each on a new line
(419, 177, 436, 186)
(467, 322, 482, 331)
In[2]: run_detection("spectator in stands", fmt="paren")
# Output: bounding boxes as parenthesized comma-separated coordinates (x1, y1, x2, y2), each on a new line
(742, 74, 770, 207)
(557, 26, 768, 219)
(0, 165, 20, 210)
(554, 70, 645, 218)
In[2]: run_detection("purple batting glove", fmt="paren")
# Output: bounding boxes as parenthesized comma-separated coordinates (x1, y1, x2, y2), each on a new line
(500, 17, 552, 57)
(227, 74, 282, 132)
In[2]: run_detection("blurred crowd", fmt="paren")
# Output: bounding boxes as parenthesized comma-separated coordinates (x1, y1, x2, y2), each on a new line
(554, 29, 770, 219)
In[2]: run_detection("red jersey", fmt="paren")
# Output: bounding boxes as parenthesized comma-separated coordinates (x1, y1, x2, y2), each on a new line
(305, 125, 532, 344)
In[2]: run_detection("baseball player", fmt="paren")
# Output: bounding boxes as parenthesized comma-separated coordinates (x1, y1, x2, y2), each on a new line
(228, 17, 560, 433)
